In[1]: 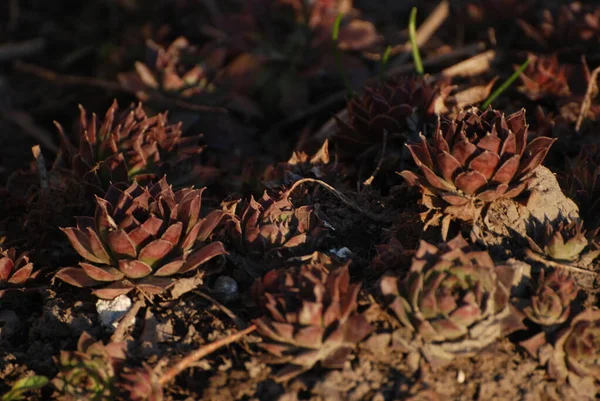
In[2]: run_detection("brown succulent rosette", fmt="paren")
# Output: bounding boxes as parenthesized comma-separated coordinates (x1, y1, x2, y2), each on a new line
(400, 108, 555, 227)
(525, 217, 600, 269)
(55, 178, 226, 299)
(53, 332, 126, 401)
(559, 145, 600, 229)
(55, 100, 202, 195)
(118, 37, 224, 101)
(380, 235, 524, 367)
(522, 269, 579, 327)
(252, 253, 372, 381)
(547, 309, 600, 393)
(518, 2, 600, 54)
(0, 248, 39, 295)
(517, 54, 572, 102)
(335, 77, 450, 184)
(227, 189, 322, 274)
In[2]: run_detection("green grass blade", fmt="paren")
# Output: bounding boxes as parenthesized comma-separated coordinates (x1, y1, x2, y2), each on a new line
(481, 58, 531, 109)
(332, 12, 353, 98)
(409, 7, 424, 75)
(379, 45, 393, 83)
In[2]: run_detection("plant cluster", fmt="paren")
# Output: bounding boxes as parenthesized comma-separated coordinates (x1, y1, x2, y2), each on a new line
(4, 1, 600, 399)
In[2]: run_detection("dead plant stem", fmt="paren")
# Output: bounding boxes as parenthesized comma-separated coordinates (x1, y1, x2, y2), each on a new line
(158, 324, 256, 387)
(287, 178, 390, 222)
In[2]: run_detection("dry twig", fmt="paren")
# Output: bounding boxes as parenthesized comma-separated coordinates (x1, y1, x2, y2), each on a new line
(576, 65, 600, 133)
(111, 298, 145, 343)
(288, 178, 390, 222)
(158, 324, 256, 387)
(14, 61, 227, 114)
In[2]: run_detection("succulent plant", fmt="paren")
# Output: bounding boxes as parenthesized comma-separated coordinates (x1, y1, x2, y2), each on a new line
(400, 108, 555, 224)
(518, 2, 600, 53)
(252, 254, 373, 381)
(55, 178, 226, 299)
(257, 140, 333, 191)
(220, 0, 379, 116)
(0, 248, 39, 290)
(118, 37, 223, 101)
(379, 235, 524, 367)
(55, 100, 202, 195)
(522, 269, 579, 326)
(52, 332, 126, 401)
(335, 77, 449, 171)
(525, 217, 600, 268)
(547, 309, 600, 391)
(559, 146, 600, 228)
(227, 189, 322, 274)
(517, 54, 571, 101)
(118, 363, 163, 401)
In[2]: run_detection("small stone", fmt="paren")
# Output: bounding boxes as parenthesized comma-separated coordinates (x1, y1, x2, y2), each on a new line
(329, 247, 353, 259)
(96, 294, 132, 331)
(457, 369, 466, 384)
(212, 276, 239, 303)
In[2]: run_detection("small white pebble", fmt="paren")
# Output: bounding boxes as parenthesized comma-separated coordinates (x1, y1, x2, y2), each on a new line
(457, 369, 466, 384)
(96, 295, 132, 331)
(329, 247, 352, 259)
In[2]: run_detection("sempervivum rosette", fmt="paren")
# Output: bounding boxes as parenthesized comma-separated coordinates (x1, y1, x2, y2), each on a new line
(522, 269, 579, 327)
(228, 189, 322, 274)
(55, 178, 226, 299)
(400, 108, 555, 225)
(118, 37, 222, 100)
(56, 100, 202, 195)
(335, 77, 449, 184)
(0, 248, 39, 292)
(547, 309, 600, 395)
(335, 77, 447, 153)
(53, 332, 126, 401)
(252, 253, 373, 381)
(379, 235, 524, 367)
(517, 54, 572, 102)
(560, 145, 600, 229)
(525, 218, 600, 269)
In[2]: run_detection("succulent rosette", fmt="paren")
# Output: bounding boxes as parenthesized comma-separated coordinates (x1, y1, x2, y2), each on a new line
(522, 269, 579, 327)
(56, 100, 202, 194)
(517, 54, 571, 101)
(55, 178, 226, 299)
(518, 2, 600, 53)
(252, 254, 373, 381)
(560, 146, 600, 228)
(118, 363, 163, 401)
(547, 309, 600, 392)
(228, 189, 322, 273)
(52, 332, 126, 401)
(335, 77, 447, 154)
(0, 248, 39, 291)
(400, 108, 555, 223)
(379, 235, 524, 367)
(118, 37, 223, 100)
(525, 218, 600, 268)
(258, 140, 333, 191)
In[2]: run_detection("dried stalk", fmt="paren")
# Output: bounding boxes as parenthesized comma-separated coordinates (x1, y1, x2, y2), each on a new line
(576, 65, 600, 133)
(158, 324, 256, 387)
(287, 178, 390, 222)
